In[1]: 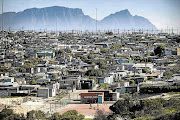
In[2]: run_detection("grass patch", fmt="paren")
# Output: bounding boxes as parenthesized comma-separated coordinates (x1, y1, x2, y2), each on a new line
(55, 94, 67, 99)
(172, 94, 180, 98)
(167, 92, 180, 95)
(1, 96, 20, 98)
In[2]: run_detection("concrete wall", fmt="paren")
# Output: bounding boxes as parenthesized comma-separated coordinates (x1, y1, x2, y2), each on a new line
(37, 88, 49, 98)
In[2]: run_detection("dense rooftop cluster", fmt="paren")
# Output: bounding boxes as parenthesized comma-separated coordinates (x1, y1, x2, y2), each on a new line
(0, 30, 180, 119)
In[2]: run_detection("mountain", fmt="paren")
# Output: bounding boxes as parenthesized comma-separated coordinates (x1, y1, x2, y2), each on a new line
(99, 9, 157, 30)
(0, 6, 157, 31)
(0, 6, 96, 31)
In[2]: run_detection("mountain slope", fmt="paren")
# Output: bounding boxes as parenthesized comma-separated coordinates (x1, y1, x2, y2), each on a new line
(99, 9, 156, 30)
(0, 6, 96, 30)
(0, 7, 157, 31)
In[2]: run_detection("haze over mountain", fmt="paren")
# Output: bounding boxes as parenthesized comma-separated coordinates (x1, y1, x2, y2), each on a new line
(0, 6, 157, 31)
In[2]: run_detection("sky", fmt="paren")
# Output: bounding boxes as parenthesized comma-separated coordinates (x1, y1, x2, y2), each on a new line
(1, 0, 180, 30)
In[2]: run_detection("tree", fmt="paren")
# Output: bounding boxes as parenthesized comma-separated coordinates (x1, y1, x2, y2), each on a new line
(95, 109, 108, 120)
(129, 80, 135, 86)
(154, 45, 165, 57)
(100, 48, 110, 54)
(142, 68, 149, 73)
(99, 83, 110, 89)
(55, 49, 65, 56)
(0, 66, 10, 72)
(163, 71, 173, 79)
(61, 110, 84, 120)
(27, 110, 46, 120)
(99, 61, 107, 69)
(33, 49, 39, 53)
(48, 112, 62, 120)
(0, 108, 25, 120)
(53, 74, 58, 80)
(29, 80, 36, 85)
(22, 63, 34, 68)
(88, 54, 94, 59)
(148, 76, 156, 81)
(171, 67, 180, 74)
(85, 69, 103, 77)
(65, 49, 72, 53)
(105, 32, 113, 35)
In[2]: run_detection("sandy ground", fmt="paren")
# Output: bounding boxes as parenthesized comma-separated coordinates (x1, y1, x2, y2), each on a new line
(59, 104, 112, 116)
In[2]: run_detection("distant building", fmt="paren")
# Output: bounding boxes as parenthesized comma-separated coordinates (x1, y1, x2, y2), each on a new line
(37, 50, 55, 58)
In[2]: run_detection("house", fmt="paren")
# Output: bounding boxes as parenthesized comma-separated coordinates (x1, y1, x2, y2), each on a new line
(111, 81, 129, 89)
(110, 70, 129, 80)
(37, 50, 55, 58)
(0, 76, 15, 83)
(154, 58, 169, 65)
(59, 75, 81, 90)
(116, 70, 129, 79)
(36, 78, 51, 83)
(125, 77, 146, 84)
(15, 61, 24, 67)
(98, 74, 113, 84)
(145, 72, 163, 80)
(1, 59, 13, 67)
(79, 78, 95, 89)
(115, 59, 134, 64)
(133, 63, 156, 72)
(116, 86, 137, 94)
(22, 67, 34, 74)
(37, 87, 56, 98)
(0, 82, 18, 87)
(81, 92, 104, 103)
(120, 81, 129, 87)
(35, 62, 48, 73)
(88, 90, 119, 101)
(0, 87, 19, 97)
(165, 48, 172, 56)
(95, 43, 109, 48)
(34, 73, 48, 79)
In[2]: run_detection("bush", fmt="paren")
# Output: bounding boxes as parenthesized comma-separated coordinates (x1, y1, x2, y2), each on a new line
(0, 108, 25, 120)
(27, 110, 46, 120)
(163, 71, 173, 79)
(142, 68, 149, 73)
(109, 98, 180, 119)
(98, 83, 110, 89)
(140, 85, 180, 94)
(62, 110, 84, 120)
(0, 109, 84, 120)
(94, 109, 108, 120)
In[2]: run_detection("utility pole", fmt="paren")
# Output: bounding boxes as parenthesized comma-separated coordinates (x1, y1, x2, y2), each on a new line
(2, 0, 3, 34)
(2, 0, 4, 48)
(96, 8, 97, 34)
(177, 28, 178, 35)
(56, 14, 57, 36)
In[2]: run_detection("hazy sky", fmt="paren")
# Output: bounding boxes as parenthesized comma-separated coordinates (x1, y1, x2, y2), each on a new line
(1, 0, 180, 29)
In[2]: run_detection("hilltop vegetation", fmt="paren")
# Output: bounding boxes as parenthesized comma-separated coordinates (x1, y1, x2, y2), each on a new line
(108, 98, 180, 120)
(0, 109, 85, 120)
